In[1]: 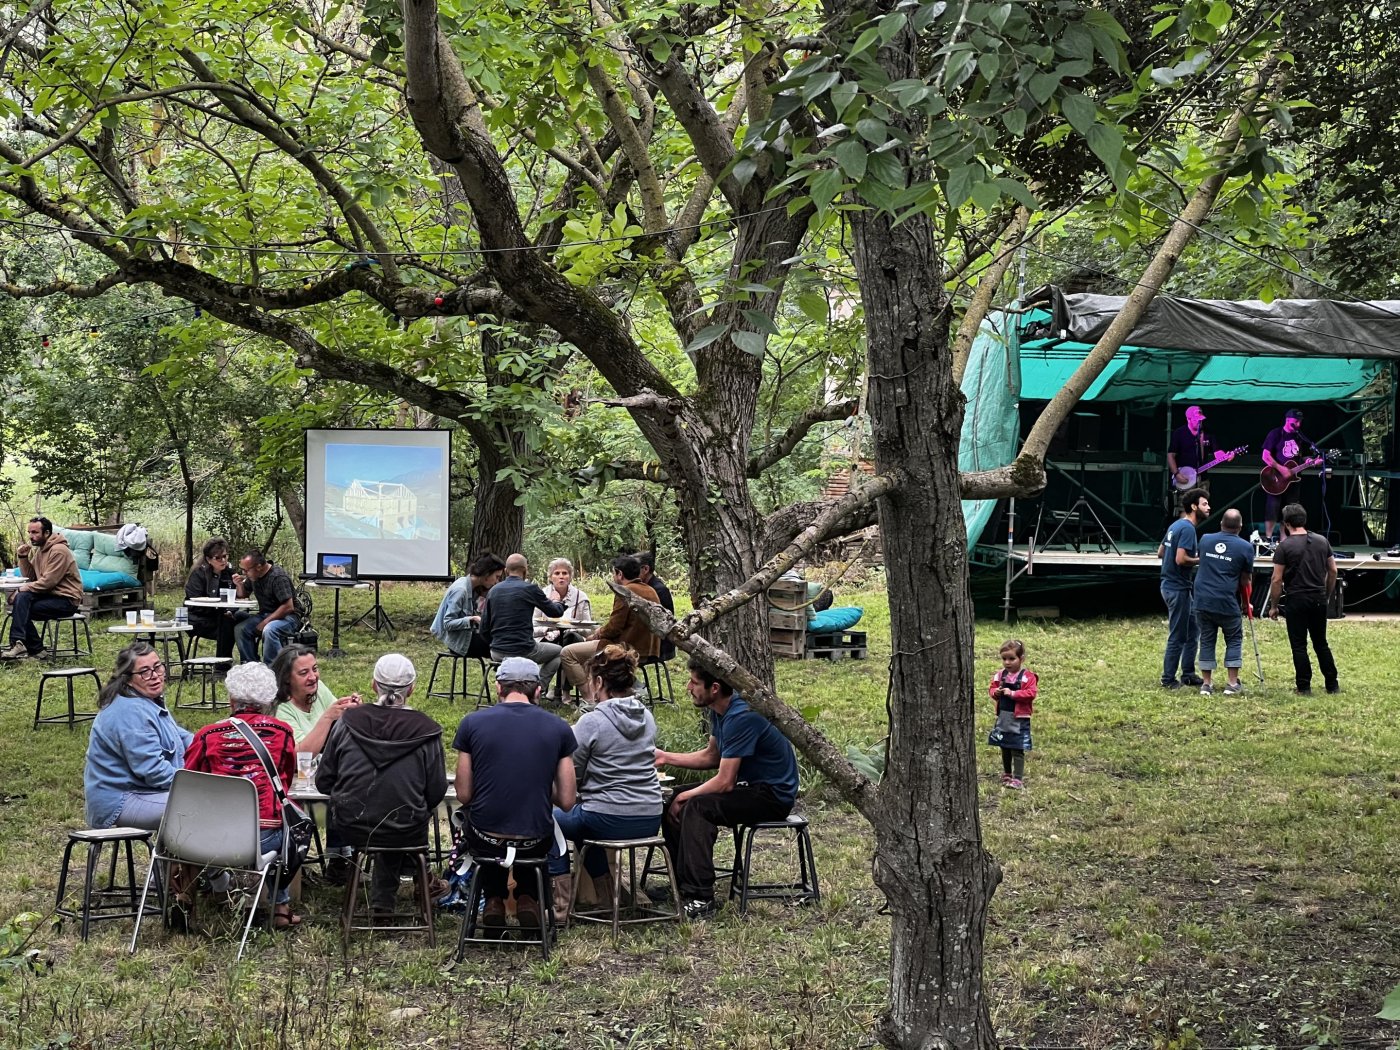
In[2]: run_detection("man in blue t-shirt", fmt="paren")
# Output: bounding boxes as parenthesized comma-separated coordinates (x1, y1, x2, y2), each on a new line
(452, 656, 577, 932)
(654, 660, 798, 919)
(1156, 487, 1209, 689)
(1192, 508, 1255, 697)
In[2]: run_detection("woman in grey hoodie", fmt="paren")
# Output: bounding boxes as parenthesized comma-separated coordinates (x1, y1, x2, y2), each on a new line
(551, 644, 664, 896)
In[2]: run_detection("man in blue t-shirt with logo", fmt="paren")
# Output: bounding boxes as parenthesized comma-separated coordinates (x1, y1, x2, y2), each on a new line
(1192, 508, 1255, 697)
(1157, 487, 1209, 689)
(654, 660, 798, 919)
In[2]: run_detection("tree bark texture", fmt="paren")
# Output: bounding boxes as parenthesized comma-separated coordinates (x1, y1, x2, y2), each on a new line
(853, 205, 1000, 1050)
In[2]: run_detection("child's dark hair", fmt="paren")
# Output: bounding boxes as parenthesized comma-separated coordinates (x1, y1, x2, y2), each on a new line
(999, 639, 1025, 658)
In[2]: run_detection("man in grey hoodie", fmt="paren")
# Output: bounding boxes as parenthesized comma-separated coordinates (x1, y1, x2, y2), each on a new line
(551, 644, 664, 898)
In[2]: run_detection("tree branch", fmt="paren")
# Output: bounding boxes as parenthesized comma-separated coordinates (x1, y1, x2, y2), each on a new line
(0, 271, 127, 298)
(584, 59, 669, 231)
(748, 398, 859, 477)
(951, 206, 1028, 385)
(592, 390, 685, 413)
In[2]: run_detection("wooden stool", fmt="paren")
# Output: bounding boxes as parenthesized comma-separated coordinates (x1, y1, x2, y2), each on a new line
(571, 835, 681, 940)
(427, 651, 472, 704)
(455, 854, 554, 959)
(729, 815, 821, 915)
(55, 827, 161, 941)
(175, 657, 231, 710)
(40, 614, 92, 661)
(35, 668, 100, 729)
(341, 846, 435, 949)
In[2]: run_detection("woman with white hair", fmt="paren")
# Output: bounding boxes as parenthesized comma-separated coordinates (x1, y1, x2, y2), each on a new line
(533, 557, 593, 644)
(316, 654, 448, 914)
(182, 661, 303, 930)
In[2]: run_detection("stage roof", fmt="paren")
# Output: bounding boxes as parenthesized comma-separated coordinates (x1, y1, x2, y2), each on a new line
(1013, 287, 1400, 403)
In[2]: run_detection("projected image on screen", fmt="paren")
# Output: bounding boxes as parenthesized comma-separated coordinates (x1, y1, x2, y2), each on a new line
(325, 444, 443, 541)
(304, 429, 452, 580)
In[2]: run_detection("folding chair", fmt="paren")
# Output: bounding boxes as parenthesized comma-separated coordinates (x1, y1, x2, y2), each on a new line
(130, 770, 282, 961)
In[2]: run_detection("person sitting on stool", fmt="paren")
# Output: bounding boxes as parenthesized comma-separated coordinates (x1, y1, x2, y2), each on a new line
(2, 516, 82, 661)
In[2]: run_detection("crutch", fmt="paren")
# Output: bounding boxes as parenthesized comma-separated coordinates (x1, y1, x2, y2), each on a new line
(1242, 577, 1264, 684)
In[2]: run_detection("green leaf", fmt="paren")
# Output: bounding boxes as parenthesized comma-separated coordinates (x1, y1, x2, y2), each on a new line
(830, 80, 859, 117)
(945, 163, 978, 208)
(534, 123, 555, 150)
(1028, 71, 1060, 105)
(797, 292, 829, 323)
(1001, 107, 1026, 137)
(684, 322, 730, 355)
(801, 71, 841, 102)
(969, 180, 1000, 212)
(855, 117, 889, 145)
(877, 11, 906, 43)
(811, 166, 846, 212)
(866, 149, 906, 189)
(1085, 123, 1127, 181)
(731, 156, 758, 187)
(832, 139, 868, 181)
(741, 309, 779, 336)
(731, 330, 767, 356)
(1378, 982, 1400, 1020)
(1061, 92, 1097, 135)
(851, 25, 881, 56)
(1206, 1, 1232, 29)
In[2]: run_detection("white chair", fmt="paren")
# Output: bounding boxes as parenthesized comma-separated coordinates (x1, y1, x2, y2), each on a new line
(130, 770, 282, 961)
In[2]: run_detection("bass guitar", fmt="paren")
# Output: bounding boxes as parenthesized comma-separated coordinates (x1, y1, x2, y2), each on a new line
(1260, 456, 1326, 496)
(1173, 445, 1248, 490)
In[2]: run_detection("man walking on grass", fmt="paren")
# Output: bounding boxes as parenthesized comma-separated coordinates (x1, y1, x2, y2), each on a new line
(1156, 487, 1209, 690)
(1268, 503, 1339, 696)
(1192, 508, 1255, 697)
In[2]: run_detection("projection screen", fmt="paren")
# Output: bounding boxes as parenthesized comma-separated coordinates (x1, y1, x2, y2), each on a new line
(303, 429, 452, 579)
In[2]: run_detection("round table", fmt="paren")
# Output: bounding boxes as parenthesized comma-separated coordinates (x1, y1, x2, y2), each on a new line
(106, 622, 194, 667)
(185, 596, 256, 610)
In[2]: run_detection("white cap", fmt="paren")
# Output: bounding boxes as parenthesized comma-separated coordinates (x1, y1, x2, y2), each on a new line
(373, 653, 416, 688)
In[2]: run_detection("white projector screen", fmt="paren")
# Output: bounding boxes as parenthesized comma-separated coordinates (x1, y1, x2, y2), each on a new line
(303, 428, 452, 580)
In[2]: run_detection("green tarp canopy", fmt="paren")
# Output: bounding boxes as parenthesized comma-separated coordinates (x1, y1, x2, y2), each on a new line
(957, 288, 1400, 545)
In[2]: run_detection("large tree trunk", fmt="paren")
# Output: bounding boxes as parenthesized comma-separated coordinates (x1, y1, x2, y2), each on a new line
(853, 203, 1000, 1049)
(468, 440, 525, 557)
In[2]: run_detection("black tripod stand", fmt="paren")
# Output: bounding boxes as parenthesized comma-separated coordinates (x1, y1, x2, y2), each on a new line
(348, 579, 396, 639)
(1041, 451, 1121, 554)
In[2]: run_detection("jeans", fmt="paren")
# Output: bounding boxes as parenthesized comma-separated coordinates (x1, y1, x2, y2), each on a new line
(8, 592, 79, 654)
(1196, 607, 1243, 670)
(236, 613, 300, 664)
(115, 791, 169, 831)
(548, 806, 662, 876)
(1160, 585, 1198, 682)
(490, 642, 562, 693)
(663, 783, 791, 902)
(1283, 594, 1338, 691)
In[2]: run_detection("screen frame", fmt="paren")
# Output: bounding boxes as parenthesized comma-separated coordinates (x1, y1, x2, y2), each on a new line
(302, 427, 454, 581)
(314, 552, 359, 581)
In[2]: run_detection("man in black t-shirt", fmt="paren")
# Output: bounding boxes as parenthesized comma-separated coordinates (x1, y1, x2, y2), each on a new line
(1167, 405, 1222, 490)
(1268, 503, 1339, 695)
(1261, 408, 1323, 542)
(233, 548, 299, 664)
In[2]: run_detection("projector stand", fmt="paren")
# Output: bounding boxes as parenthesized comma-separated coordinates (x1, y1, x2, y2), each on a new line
(349, 579, 396, 639)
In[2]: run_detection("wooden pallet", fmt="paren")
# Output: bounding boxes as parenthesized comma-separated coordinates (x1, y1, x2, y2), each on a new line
(81, 587, 146, 617)
(768, 609, 806, 631)
(802, 630, 868, 661)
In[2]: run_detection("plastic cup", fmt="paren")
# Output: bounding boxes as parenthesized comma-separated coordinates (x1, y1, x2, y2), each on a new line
(296, 752, 313, 781)
(125, 611, 138, 626)
(222, 588, 237, 603)
(140, 609, 155, 626)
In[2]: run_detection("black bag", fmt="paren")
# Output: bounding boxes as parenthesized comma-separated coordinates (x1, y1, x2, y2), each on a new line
(229, 719, 313, 869)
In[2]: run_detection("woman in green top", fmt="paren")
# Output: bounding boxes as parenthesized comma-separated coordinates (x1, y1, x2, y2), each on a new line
(270, 644, 361, 753)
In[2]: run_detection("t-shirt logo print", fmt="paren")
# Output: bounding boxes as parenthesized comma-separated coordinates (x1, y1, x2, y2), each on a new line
(1214, 542, 1228, 554)
(1282, 439, 1300, 460)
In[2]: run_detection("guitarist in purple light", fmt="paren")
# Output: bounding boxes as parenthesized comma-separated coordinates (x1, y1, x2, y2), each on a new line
(1167, 405, 1237, 492)
(1261, 408, 1323, 544)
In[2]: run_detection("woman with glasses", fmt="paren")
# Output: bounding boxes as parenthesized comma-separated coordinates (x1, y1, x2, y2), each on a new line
(184, 536, 236, 659)
(84, 642, 193, 831)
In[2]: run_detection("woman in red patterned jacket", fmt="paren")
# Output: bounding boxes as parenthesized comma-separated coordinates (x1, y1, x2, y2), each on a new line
(183, 661, 303, 929)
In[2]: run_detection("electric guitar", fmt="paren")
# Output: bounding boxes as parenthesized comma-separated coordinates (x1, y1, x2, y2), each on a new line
(1172, 446, 1248, 490)
(1260, 455, 1326, 496)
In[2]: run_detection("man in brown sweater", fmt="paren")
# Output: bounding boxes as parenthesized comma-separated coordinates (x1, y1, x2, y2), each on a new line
(3, 517, 83, 659)
(557, 554, 659, 702)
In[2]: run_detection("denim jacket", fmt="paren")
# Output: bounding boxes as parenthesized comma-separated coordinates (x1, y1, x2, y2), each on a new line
(84, 692, 193, 828)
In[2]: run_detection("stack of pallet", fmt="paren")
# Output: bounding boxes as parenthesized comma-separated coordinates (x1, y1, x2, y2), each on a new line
(767, 578, 808, 659)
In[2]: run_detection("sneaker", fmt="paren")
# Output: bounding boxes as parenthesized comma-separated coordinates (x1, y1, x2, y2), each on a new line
(682, 898, 719, 920)
(0, 642, 31, 660)
(643, 882, 673, 904)
(1181, 673, 1204, 687)
(999, 773, 1013, 786)
(1199, 683, 1213, 697)
(1295, 687, 1313, 696)
(1005, 778, 1024, 790)
(1223, 682, 1244, 696)
(1161, 678, 1181, 690)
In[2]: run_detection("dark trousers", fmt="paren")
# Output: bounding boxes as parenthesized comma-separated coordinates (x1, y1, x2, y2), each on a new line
(460, 823, 550, 900)
(189, 613, 236, 659)
(663, 784, 791, 902)
(1283, 595, 1338, 690)
(8, 592, 78, 653)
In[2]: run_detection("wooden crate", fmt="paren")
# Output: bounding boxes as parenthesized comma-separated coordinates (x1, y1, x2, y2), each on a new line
(766, 579, 807, 611)
(768, 578, 810, 658)
(803, 630, 868, 661)
(770, 626, 806, 659)
(768, 608, 806, 631)
(81, 587, 146, 618)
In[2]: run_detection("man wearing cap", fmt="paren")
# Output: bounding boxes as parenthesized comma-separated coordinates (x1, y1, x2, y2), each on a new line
(2, 516, 83, 660)
(479, 554, 567, 692)
(1262, 408, 1323, 544)
(316, 654, 448, 915)
(452, 657, 577, 932)
(1167, 406, 1234, 493)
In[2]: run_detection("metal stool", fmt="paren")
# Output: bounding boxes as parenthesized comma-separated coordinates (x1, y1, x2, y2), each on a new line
(427, 651, 472, 704)
(572, 835, 681, 940)
(430, 797, 460, 867)
(455, 854, 555, 959)
(40, 614, 92, 661)
(729, 815, 820, 915)
(175, 657, 231, 709)
(341, 846, 435, 949)
(638, 656, 676, 706)
(35, 668, 101, 729)
(475, 658, 500, 709)
(55, 827, 162, 941)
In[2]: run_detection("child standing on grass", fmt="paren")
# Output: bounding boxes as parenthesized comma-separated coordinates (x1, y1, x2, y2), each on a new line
(989, 639, 1037, 789)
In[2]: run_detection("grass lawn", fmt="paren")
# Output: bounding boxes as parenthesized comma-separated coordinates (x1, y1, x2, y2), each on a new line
(0, 582, 1395, 1049)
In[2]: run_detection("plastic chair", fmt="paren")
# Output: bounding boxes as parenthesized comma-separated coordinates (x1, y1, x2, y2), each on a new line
(130, 770, 282, 961)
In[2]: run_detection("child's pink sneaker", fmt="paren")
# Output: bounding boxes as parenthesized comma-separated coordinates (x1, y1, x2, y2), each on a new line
(1000, 773, 1013, 786)
(1006, 778, 1024, 789)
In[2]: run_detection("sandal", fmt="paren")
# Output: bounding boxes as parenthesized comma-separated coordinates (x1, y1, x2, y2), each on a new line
(272, 904, 304, 929)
